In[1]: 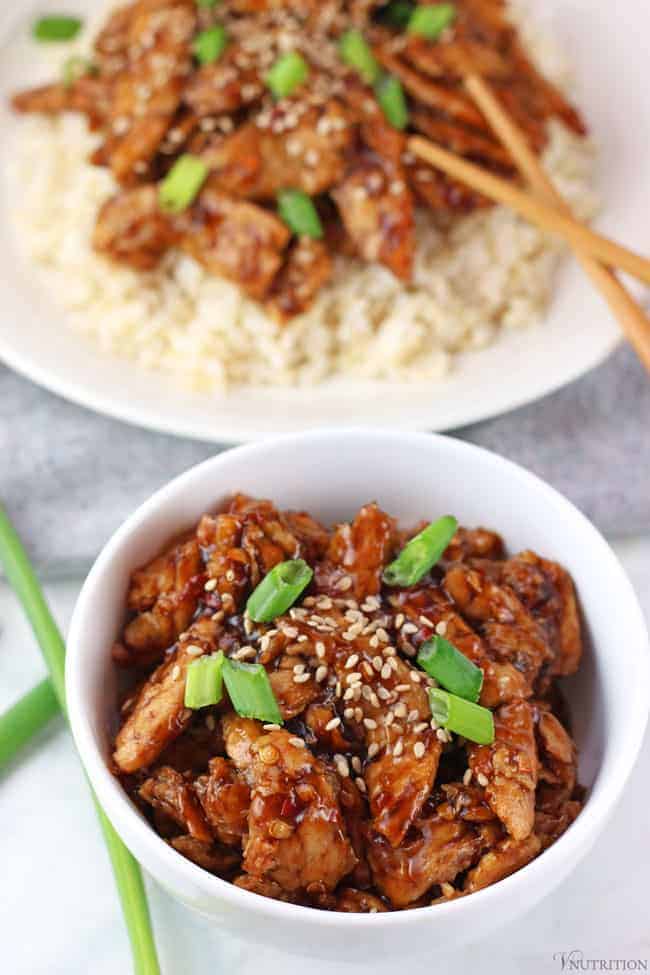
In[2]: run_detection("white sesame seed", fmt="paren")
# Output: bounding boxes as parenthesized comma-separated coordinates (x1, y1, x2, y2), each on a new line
(394, 702, 407, 719)
(436, 728, 448, 743)
(381, 663, 392, 680)
(293, 672, 311, 684)
(282, 626, 299, 639)
(293, 663, 305, 674)
(346, 672, 362, 685)
(402, 622, 418, 635)
(414, 722, 429, 734)
(430, 718, 439, 731)
(463, 769, 473, 786)
(413, 742, 426, 759)
(355, 776, 367, 793)
(377, 686, 391, 701)
(441, 882, 455, 898)
(393, 739, 404, 757)
(315, 665, 328, 682)
(344, 707, 355, 720)
(343, 687, 355, 701)
(363, 718, 377, 730)
(334, 754, 350, 777)
(345, 654, 359, 670)
(435, 620, 448, 636)
(410, 671, 422, 683)
(385, 712, 395, 727)
(336, 576, 353, 592)
(316, 641, 326, 658)
(186, 644, 203, 657)
(316, 597, 332, 610)
(325, 717, 342, 731)
(407, 709, 420, 723)
(395, 684, 410, 693)
(225, 570, 235, 582)
(395, 613, 405, 628)
(171, 665, 181, 680)
(263, 723, 282, 731)
(204, 578, 217, 592)
(368, 742, 380, 759)
(477, 772, 489, 787)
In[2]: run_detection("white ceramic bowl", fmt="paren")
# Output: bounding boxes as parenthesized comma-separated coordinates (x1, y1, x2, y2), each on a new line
(66, 430, 649, 962)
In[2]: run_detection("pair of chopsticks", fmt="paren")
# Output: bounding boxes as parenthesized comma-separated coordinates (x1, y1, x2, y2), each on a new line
(408, 65, 650, 372)
(0, 505, 161, 975)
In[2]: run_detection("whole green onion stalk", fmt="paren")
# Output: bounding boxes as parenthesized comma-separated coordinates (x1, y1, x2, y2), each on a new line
(0, 504, 160, 975)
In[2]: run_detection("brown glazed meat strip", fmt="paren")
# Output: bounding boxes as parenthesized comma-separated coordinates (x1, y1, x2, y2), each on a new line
(109, 495, 584, 909)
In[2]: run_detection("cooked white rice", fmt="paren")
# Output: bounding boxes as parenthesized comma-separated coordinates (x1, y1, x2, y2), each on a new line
(7, 4, 598, 391)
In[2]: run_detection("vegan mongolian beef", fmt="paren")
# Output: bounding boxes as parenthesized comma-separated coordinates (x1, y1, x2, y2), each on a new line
(13, 0, 586, 323)
(111, 494, 584, 910)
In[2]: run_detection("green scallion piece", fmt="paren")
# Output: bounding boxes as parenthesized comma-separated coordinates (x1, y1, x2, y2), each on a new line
(62, 55, 94, 88)
(223, 659, 283, 724)
(266, 51, 309, 99)
(277, 189, 323, 239)
(407, 3, 456, 40)
(184, 651, 224, 709)
(159, 154, 208, 214)
(430, 688, 494, 745)
(418, 636, 483, 702)
(339, 29, 380, 85)
(0, 503, 160, 975)
(374, 73, 409, 130)
(247, 558, 313, 622)
(33, 15, 82, 42)
(383, 514, 457, 587)
(0, 679, 60, 771)
(193, 24, 228, 65)
(197, 0, 220, 7)
(377, 1, 416, 28)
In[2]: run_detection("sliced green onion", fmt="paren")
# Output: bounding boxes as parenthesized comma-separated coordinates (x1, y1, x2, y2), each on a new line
(374, 73, 409, 130)
(407, 3, 456, 40)
(223, 659, 283, 724)
(197, 0, 220, 6)
(339, 29, 380, 85)
(277, 189, 323, 239)
(266, 51, 309, 99)
(430, 688, 494, 745)
(377, 1, 416, 28)
(383, 515, 457, 587)
(159, 154, 208, 214)
(193, 25, 228, 65)
(247, 558, 313, 622)
(418, 636, 483, 702)
(184, 651, 224, 709)
(62, 55, 94, 88)
(33, 15, 82, 42)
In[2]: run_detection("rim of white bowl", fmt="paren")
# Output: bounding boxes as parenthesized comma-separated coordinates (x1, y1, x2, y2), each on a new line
(66, 429, 650, 929)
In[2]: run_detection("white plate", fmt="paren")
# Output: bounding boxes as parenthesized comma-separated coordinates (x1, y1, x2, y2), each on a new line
(0, 0, 647, 443)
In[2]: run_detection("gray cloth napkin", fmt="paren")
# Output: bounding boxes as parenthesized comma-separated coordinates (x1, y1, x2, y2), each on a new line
(1, 342, 648, 575)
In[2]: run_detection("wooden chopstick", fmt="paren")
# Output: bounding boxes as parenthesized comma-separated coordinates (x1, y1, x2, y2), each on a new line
(461, 68, 650, 372)
(407, 135, 650, 288)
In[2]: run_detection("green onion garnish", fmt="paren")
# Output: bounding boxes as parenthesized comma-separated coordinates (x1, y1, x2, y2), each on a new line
(193, 24, 228, 65)
(223, 659, 283, 724)
(0, 504, 161, 974)
(0, 679, 60, 771)
(377, 0, 416, 28)
(32, 15, 82, 42)
(246, 558, 313, 623)
(418, 636, 483, 703)
(277, 189, 323, 239)
(430, 688, 494, 745)
(184, 651, 224, 709)
(197, 0, 220, 6)
(383, 515, 457, 587)
(374, 73, 410, 130)
(407, 3, 456, 40)
(159, 154, 208, 214)
(266, 51, 309, 99)
(62, 55, 94, 88)
(339, 29, 380, 85)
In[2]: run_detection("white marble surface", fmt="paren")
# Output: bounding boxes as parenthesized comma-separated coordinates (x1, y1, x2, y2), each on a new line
(2, 538, 649, 975)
